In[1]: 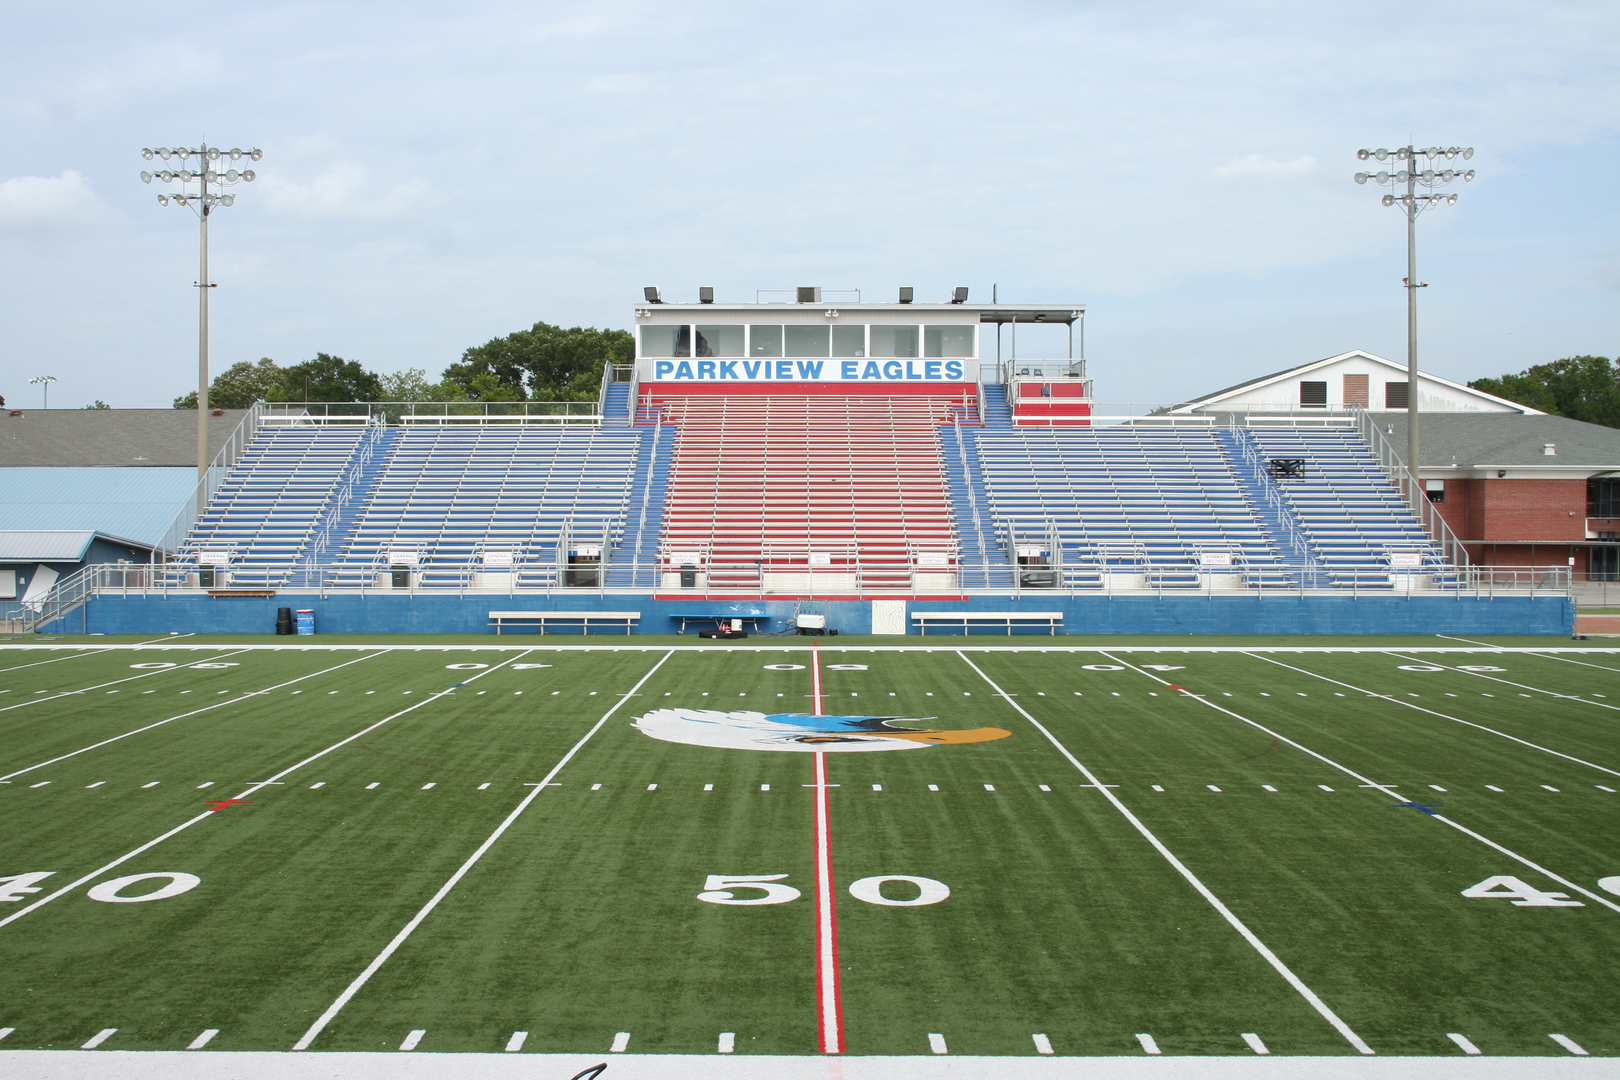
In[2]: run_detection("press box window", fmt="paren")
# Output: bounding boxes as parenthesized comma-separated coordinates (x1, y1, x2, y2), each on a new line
(784, 325, 830, 357)
(923, 325, 974, 357)
(832, 325, 865, 356)
(1299, 380, 1327, 408)
(695, 325, 743, 357)
(1385, 381, 1410, 409)
(1589, 478, 1620, 518)
(869, 325, 919, 358)
(641, 325, 690, 358)
(1425, 479, 1445, 503)
(750, 325, 783, 357)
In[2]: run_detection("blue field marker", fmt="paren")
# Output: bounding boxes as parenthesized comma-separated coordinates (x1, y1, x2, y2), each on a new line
(1393, 801, 1443, 816)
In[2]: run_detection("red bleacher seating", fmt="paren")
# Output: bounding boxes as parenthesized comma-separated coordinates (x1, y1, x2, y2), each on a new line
(654, 394, 959, 591)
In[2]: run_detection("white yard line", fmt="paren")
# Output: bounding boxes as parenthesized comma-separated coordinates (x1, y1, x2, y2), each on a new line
(1096, 651, 1620, 917)
(0, 649, 252, 716)
(958, 651, 1376, 1057)
(0, 649, 112, 674)
(291, 649, 675, 1052)
(1244, 654, 1620, 780)
(1384, 651, 1620, 714)
(0, 650, 535, 932)
(0, 651, 387, 783)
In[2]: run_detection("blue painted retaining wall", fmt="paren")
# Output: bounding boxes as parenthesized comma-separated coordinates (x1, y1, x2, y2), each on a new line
(57, 591, 1573, 636)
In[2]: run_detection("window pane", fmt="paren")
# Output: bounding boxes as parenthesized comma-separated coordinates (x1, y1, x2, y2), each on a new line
(784, 325, 830, 357)
(832, 324, 865, 357)
(1385, 381, 1409, 409)
(695, 325, 744, 357)
(1299, 380, 1327, 407)
(641, 325, 690, 358)
(870, 325, 919, 358)
(750, 325, 782, 357)
(924, 325, 974, 357)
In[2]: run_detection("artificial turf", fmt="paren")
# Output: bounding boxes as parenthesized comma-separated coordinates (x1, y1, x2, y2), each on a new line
(0, 640, 1615, 1059)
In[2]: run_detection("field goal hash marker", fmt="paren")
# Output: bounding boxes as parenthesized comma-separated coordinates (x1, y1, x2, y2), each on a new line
(0, 650, 536, 933)
(292, 650, 675, 1052)
(960, 651, 1376, 1056)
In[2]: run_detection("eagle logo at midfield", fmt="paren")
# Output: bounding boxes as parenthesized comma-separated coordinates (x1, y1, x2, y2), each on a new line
(632, 709, 1011, 753)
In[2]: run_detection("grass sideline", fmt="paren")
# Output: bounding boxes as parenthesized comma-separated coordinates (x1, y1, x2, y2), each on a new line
(0, 641, 1615, 1063)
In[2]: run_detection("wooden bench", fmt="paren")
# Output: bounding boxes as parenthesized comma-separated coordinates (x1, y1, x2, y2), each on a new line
(912, 611, 1064, 636)
(489, 610, 641, 635)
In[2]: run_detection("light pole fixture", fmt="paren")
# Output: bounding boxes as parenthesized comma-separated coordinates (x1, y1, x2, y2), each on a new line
(142, 143, 262, 476)
(1354, 145, 1474, 502)
(29, 375, 56, 409)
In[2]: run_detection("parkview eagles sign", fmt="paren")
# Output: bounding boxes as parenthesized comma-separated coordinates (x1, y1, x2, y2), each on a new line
(641, 358, 969, 383)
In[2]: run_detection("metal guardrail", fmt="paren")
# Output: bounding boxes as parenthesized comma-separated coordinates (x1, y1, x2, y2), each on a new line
(149, 402, 266, 557)
(1351, 406, 1470, 567)
(262, 401, 601, 425)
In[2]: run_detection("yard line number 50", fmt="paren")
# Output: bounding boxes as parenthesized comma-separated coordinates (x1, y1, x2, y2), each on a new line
(698, 874, 949, 907)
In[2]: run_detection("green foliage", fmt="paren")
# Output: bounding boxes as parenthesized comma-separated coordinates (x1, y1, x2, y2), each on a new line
(174, 357, 285, 409)
(1470, 356, 1620, 427)
(269, 353, 384, 403)
(442, 322, 633, 401)
(82, 400, 110, 410)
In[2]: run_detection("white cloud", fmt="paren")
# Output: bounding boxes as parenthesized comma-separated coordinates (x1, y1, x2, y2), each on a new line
(260, 163, 433, 220)
(1212, 154, 1319, 181)
(0, 170, 104, 233)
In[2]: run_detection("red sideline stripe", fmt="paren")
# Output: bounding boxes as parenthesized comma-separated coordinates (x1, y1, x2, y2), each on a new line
(810, 645, 844, 1054)
(641, 381, 976, 398)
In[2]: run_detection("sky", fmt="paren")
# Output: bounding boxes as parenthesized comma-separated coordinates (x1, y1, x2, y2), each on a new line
(0, 0, 1616, 410)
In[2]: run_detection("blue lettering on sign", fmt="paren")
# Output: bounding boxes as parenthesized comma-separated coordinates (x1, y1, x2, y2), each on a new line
(883, 361, 903, 380)
(841, 361, 859, 379)
(697, 360, 717, 379)
(776, 361, 793, 380)
(905, 361, 921, 380)
(719, 360, 737, 379)
(862, 361, 882, 380)
(744, 361, 763, 379)
(925, 360, 941, 379)
(675, 361, 694, 379)
(656, 361, 674, 380)
(944, 360, 963, 380)
(797, 361, 824, 379)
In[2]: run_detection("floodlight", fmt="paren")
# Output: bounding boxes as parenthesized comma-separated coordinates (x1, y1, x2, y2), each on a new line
(699, 286, 714, 303)
(644, 286, 661, 303)
(951, 287, 969, 303)
(898, 287, 913, 304)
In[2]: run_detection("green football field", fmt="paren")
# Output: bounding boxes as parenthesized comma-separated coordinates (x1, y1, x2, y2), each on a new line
(0, 636, 1616, 1067)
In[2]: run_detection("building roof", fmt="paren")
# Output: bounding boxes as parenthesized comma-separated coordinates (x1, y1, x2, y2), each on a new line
(0, 530, 152, 562)
(0, 408, 251, 467)
(0, 467, 198, 547)
(1372, 412, 1620, 472)
(1171, 351, 1537, 415)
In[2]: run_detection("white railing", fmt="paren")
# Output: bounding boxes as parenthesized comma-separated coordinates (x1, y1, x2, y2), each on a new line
(262, 401, 602, 425)
(1227, 424, 1320, 575)
(1351, 406, 1470, 567)
(150, 402, 266, 558)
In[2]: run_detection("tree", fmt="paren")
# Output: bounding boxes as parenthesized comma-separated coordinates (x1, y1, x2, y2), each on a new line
(268, 353, 384, 403)
(83, 400, 110, 409)
(441, 322, 633, 401)
(174, 357, 284, 409)
(1470, 356, 1620, 429)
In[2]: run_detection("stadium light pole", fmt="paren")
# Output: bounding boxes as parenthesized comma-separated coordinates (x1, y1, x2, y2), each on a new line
(141, 143, 262, 477)
(1354, 145, 1474, 499)
(29, 375, 56, 409)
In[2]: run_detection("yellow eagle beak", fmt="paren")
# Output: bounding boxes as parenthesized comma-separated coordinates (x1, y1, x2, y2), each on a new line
(881, 727, 1012, 745)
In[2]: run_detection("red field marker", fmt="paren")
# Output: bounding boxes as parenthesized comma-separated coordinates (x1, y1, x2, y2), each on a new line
(204, 798, 252, 812)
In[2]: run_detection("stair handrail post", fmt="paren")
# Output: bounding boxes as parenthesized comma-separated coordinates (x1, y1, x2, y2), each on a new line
(1350, 404, 1468, 567)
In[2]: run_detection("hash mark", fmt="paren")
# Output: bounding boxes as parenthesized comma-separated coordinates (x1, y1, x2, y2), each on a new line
(1241, 1033, 1269, 1055)
(1447, 1033, 1481, 1055)
(1032, 1034, 1053, 1055)
(400, 1029, 425, 1051)
(1136, 1033, 1160, 1055)
(505, 1031, 527, 1052)
(187, 1029, 218, 1050)
(928, 1033, 948, 1054)
(611, 1031, 631, 1053)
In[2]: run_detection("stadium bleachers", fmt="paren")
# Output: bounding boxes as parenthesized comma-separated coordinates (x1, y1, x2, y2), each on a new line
(165, 382, 1449, 597)
(324, 425, 642, 587)
(1245, 427, 1442, 579)
(972, 426, 1283, 585)
(180, 425, 370, 587)
(651, 394, 959, 591)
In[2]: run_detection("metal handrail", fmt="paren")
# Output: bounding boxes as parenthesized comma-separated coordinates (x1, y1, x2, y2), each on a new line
(1350, 406, 1470, 567)
(151, 401, 266, 559)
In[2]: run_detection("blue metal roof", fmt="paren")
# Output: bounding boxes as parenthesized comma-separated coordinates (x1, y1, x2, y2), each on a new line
(0, 467, 197, 548)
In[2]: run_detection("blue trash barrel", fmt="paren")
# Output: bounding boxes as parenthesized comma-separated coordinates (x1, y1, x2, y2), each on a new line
(295, 609, 315, 635)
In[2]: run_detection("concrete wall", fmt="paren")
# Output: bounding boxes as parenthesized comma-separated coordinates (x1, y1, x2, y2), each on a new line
(54, 591, 1573, 637)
